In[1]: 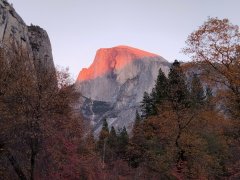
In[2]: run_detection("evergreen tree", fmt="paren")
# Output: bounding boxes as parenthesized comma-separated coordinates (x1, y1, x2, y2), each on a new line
(167, 60, 192, 164)
(128, 111, 146, 168)
(135, 110, 141, 124)
(97, 119, 109, 153)
(191, 73, 205, 107)
(152, 68, 168, 104)
(132, 110, 141, 137)
(168, 60, 189, 106)
(141, 92, 156, 118)
(140, 92, 151, 117)
(107, 126, 118, 161)
(149, 89, 158, 115)
(101, 119, 109, 135)
(108, 126, 117, 150)
(97, 119, 111, 165)
(117, 127, 129, 158)
(136, 110, 141, 120)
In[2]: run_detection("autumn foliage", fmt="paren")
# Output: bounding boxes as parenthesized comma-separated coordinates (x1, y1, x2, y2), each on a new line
(1, 17, 240, 179)
(95, 17, 240, 179)
(0, 45, 101, 179)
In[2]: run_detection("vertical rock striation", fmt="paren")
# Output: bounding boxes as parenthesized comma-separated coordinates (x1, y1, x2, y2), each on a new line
(28, 25, 55, 77)
(0, 0, 56, 83)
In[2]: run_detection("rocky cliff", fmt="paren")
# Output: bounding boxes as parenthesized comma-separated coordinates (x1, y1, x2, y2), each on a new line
(76, 46, 170, 133)
(0, 0, 55, 81)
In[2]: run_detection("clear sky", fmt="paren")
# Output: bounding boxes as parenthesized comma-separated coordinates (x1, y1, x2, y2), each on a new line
(9, 0, 240, 78)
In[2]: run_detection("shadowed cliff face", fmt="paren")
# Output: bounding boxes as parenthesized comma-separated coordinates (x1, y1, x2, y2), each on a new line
(77, 46, 159, 81)
(76, 46, 170, 133)
(0, 0, 56, 85)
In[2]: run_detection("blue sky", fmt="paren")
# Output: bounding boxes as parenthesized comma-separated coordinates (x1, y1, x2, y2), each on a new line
(9, 0, 240, 78)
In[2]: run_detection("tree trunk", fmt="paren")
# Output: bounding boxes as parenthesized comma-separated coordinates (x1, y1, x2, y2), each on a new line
(6, 150, 27, 180)
(30, 148, 36, 180)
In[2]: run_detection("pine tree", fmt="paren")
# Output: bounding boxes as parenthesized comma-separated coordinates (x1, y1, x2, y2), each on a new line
(168, 60, 193, 164)
(168, 60, 189, 106)
(128, 111, 146, 168)
(108, 126, 117, 149)
(132, 110, 141, 137)
(117, 127, 129, 158)
(149, 89, 158, 115)
(152, 68, 168, 104)
(101, 119, 109, 135)
(135, 110, 141, 124)
(97, 119, 110, 166)
(106, 126, 118, 161)
(141, 92, 156, 118)
(191, 73, 205, 107)
(119, 127, 129, 146)
(97, 119, 109, 153)
(141, 92, 151, 117)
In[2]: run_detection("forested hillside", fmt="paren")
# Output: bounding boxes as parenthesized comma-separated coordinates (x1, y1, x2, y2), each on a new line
(93, 18, 240, 179)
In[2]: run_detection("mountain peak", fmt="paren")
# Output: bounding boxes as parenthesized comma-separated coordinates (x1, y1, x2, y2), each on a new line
(77, 45, 161, 81)
(98, 45, 159, 57)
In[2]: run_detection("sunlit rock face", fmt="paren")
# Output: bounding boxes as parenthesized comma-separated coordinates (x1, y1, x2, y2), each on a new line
(78, 46, 159, 82)
(76, 46, 170, 133)
(0, 0, 56, 82)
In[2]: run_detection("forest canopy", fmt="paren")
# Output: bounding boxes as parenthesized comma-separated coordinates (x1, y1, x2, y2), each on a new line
(1, 17, 240, 179)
